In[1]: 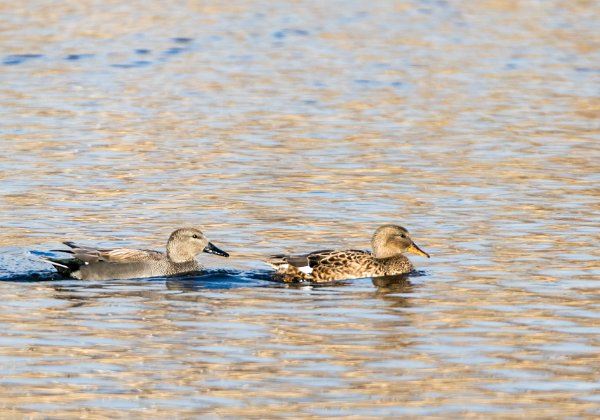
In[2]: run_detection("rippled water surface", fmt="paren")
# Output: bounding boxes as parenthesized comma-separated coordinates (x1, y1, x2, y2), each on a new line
(1, 0, 599, 418)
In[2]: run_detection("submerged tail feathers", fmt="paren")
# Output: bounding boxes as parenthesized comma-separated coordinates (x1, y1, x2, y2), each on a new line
(264, 254, 289, 268)
(39, 256, 83, 277)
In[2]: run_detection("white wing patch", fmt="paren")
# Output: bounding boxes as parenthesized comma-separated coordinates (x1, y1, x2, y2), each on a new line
(298, 265, 313, 275)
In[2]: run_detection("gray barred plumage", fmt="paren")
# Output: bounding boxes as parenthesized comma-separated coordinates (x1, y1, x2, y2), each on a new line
(41, 228, 229, 280)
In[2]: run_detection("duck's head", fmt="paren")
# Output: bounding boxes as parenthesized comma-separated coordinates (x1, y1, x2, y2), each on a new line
(167, 228, 229, 263)
(371, 224, 429, 259)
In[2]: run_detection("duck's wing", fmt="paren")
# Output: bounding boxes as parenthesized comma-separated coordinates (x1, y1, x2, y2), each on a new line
(266, 249, 372, 269)
(56, 242, 164, 264)
(265, 249, 374, 282)
(265, 250, 335, 268)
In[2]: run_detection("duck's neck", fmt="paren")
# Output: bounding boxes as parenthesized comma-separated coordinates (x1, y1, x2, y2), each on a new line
(373, 247, 404, 258)
(372, 240, 401, 258)
(167, 246, 195, 263)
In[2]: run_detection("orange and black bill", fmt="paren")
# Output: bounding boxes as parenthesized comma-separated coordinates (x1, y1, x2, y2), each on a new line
(407, 242, 430, 258)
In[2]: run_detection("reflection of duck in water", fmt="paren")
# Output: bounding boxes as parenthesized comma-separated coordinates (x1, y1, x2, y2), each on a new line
(265, 225, 429, 282)
(40, 228, 229, 280)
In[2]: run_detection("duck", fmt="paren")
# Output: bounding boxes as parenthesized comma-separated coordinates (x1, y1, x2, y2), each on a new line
(264, 224, 429, 282)
(40, 227, 229, 280)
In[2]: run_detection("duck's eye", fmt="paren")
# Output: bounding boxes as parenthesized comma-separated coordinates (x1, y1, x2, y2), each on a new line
(400, 234, 407, 238)
(192, 234, 199, 239)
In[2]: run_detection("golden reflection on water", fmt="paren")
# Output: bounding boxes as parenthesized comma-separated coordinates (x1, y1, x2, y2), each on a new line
(1, 276, 599, 418)
(1, 0, 599, 417)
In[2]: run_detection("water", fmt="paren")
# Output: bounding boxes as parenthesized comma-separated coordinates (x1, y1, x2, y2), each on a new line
(1, 0, 599, 417)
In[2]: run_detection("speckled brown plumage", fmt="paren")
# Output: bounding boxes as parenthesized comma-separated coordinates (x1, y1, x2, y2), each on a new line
(265, 225, 429, 283)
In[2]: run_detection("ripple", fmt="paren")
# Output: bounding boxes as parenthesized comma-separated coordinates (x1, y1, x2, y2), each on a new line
(1, 0, 599, 417)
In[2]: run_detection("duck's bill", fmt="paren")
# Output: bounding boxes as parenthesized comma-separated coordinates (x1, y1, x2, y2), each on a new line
(203, 242, 229, 257)
(407, 242, 430, 258)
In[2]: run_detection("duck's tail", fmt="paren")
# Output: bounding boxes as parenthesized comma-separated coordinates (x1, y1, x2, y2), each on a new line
(39, 256, 83, 277)
(264, 254, 291, 269)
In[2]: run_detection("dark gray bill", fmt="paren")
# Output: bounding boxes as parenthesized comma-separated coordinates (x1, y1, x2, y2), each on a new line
(203, 242, 229, 257)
